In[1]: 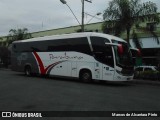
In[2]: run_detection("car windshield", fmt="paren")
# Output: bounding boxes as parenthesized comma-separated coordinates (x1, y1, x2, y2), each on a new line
(112, 40, 133, 67)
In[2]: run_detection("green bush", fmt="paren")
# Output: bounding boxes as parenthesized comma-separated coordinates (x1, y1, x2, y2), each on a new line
(139, 70, 160, 80)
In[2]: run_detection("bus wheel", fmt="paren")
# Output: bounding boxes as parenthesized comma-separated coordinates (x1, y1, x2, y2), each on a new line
(25, 66, 32, 76)
(80, 70, 92, 83)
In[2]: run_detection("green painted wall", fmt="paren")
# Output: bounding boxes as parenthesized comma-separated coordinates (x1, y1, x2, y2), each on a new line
(31, 22, 103, 38)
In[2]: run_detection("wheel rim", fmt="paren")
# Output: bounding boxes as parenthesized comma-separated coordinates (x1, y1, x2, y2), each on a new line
(83, 73, 90, 80)
(81, 71, 92, 82)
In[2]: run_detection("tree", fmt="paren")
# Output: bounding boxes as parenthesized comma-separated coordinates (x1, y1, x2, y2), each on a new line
(0, 38, 2, 46)
(0, 46, 10, 67)
(7, 28, 32, 45)
(0, 38, 7, 47)
(132, 30, 142, 49)
(103, 0, 159, 43)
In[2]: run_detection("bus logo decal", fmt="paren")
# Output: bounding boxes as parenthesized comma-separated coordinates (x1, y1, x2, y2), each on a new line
(49, 53, 83, 60)
(33, 52, 66, 75)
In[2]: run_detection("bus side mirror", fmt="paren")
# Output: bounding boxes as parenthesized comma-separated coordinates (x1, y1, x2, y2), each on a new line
(118, 44, 124, 55)
(105, 43, 124, 55)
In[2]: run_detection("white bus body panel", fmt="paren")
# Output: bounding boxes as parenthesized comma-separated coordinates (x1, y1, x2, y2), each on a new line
(12, 32, 134, 81)
(114, 71, 133, 81)
(34, 52, 118, 81)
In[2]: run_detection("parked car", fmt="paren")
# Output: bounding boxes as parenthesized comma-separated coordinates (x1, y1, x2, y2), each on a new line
(134, 66, 158, 79)
(135, 66, 157, 72)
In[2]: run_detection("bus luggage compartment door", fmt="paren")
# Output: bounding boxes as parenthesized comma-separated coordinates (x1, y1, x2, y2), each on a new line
(52, 61, 72, 77)
(71, 62, 77, 77)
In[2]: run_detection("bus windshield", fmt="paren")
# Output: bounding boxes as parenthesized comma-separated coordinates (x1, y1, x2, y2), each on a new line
(112, 40, 133, 67)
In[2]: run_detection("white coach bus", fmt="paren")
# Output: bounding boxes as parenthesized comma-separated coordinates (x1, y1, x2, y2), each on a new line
(11, 32, 134, 82)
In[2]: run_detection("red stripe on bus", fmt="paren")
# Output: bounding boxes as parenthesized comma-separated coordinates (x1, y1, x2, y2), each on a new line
(33, 52, 67, 75)
(33, 52, 46, 74)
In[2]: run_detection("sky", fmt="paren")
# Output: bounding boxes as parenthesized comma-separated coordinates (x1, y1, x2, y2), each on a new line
(0, 0, 160, 36)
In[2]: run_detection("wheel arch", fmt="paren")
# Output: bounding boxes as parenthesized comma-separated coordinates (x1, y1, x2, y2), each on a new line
(79, 67, 93, 79)
(24, 63, 32, 72)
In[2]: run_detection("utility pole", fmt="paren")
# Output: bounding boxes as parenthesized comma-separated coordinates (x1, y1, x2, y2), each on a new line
(60, 0, 92, 32)
(81, 0, 85, 32)
(81, 0, 92, 32)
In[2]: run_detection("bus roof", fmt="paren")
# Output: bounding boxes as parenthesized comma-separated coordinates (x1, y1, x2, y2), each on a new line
(13, 32, 126, 43)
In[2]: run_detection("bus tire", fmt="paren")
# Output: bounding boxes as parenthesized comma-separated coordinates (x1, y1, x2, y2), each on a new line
(25, 66, 32, 77)
(80, 70, 92, 83)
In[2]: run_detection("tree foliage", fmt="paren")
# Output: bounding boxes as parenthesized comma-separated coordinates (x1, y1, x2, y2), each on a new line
(132, 30, 142, 49)
(103, 0, 159, 43)
(0, 46, 10, 67)
(7, 28, 32, 45)
(0, 38, 2, 46)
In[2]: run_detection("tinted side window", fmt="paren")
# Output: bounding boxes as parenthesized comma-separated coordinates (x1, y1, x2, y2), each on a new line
(15, 41, 48, 52)
(28, 41, 48, 52)
(48, 37, 91, 55)
(91, 37, 114, 67)
(47, 39, 68, 51)
(15, 43, 30, 52)
(15, 37, 91, 55)
(68, 37, 91, 55)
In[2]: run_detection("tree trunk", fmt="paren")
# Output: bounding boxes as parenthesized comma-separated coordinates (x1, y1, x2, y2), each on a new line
(126, 27, 131, 44)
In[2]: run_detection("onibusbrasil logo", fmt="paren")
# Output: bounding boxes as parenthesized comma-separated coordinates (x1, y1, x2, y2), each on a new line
(2, 112, 42, 118)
